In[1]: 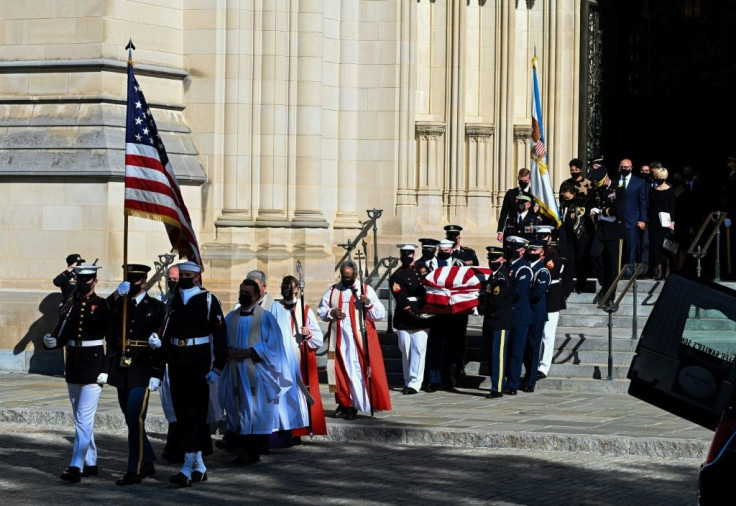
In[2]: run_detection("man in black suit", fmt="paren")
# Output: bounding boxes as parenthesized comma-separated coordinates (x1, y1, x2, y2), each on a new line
(445, 224, 479, 266)
(496, 168, 533, 244)
(617, 158, 648, 276)
(108, 264, 165, 486)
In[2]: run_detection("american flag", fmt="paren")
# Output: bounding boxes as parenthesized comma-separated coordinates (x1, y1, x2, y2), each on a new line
(124, 50, 201, 264)
(422, 266, 492, 314)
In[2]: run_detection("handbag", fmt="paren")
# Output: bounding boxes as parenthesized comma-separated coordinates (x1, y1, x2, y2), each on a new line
(662, 229, 679, 254)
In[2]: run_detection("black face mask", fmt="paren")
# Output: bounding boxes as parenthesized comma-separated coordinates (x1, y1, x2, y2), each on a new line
(654, 178, 666, 186)
(178, 277, 195, 290)
(528, 252, 541, 262)
(167, 279, 178, 291)
(280, 285, 294, 301)
(76, 280, 94, 295)
(437, 251, 452, 261)
(421, 250, 435, 261)
(519, 180, 530, 191)
(340, 277, 355, 288)
(508, 249, 522, 260)
(570, 170, 582, 180)
(489, 259, 504, 270)
(128, 281, 145, 297)
(618, 168, 631, 176)
(517, 203, 527, 212)
(239, 294, 254, 308)
(400, 253, 413, 266)
(641, 173, 652, 181)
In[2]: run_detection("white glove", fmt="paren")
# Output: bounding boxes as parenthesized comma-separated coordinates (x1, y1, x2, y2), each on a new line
(96, 373, 108, 385)
(43, 333, 57, 348)
(148, 332, 161, 349)
(148, 377, 161, 392)
(205, 370, 219, 385)
(117, 281, 131, 296)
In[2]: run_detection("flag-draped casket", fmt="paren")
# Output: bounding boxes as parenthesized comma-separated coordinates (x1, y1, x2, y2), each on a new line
(421, 266, 492, 315)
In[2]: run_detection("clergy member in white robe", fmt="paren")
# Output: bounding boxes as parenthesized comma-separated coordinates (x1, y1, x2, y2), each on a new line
(218, 279, 292, 464)
(318, 261, 392, 420)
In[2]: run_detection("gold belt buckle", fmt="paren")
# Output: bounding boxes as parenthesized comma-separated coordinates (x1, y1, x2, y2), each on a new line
(120, 354, 132, 367)
(177, 339, 187, 347)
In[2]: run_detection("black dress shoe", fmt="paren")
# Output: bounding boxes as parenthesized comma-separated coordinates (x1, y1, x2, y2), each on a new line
(486, 391, 503, 399)
(81, 465, 98, 477)
(521, 386, 535, 393)
(343, 407, 358, 420)
(537, 371, 547, 380)
(502, 388, 517, 395)
(215, 439, 236, 453)
(404, 387, 418, 395)
(169, 472, 191, 487)
(140, 462, 156, 478)
(60, 466, 81, 483)
(233, 452, 260, 466)
(191, 471, 208, 483)
(425, 383, 440, 393)
(116, 473, 142, 486)
(592, 291, 603, 304)
(400, 387, 409, 394)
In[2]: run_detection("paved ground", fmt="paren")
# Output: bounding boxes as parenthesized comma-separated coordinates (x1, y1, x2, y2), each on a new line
(0, 423, 701, 506)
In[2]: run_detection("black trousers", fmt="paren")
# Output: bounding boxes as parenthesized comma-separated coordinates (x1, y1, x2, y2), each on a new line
(590, 235, 623, 300)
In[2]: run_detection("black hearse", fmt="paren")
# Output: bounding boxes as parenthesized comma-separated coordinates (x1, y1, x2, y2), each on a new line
(627, 272, 736, 505)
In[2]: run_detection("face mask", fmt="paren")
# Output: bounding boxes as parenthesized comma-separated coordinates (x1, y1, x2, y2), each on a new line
(178, 277, 195, 290)
(437, 251, 452, 261)
(128, 281, 145, 296)
(654, 178, 665, 186)
(239, 294, 254, 308)
(489, 259, 504, 270)
(508, 249, 522, 260)
(400, 253, 413, 265)
(642, 173, 652, 181)
(619, 168, 631, 176)
(518, 180, 530, 190)
(517, 203, 527, 212)
(167, 279, 178, 291)
(280, 285, 294, 301)
(528, 252, 541, 262)
(421, 250, 435, 261)
(570, 170, 581, 180)
(76, 280, 94, 295)
(340, 277, 355, 287)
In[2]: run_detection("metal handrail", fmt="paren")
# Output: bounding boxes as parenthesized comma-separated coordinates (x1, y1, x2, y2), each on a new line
(598, 262, 644, 381)
(686, 211, 728, 282)
(334, 208, 384, 271)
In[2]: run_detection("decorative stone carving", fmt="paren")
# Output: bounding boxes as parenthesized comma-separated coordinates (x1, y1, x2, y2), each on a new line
(415, 121, 446, 140)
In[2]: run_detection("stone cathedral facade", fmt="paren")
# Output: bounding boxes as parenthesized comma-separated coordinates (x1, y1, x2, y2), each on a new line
(0, 0, 583, 369)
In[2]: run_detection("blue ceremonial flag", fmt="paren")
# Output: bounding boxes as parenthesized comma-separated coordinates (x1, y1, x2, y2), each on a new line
(530, 57, 560, 227)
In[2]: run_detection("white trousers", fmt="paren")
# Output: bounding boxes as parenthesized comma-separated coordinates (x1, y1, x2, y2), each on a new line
(538, 311, 560, 375)
(67, 383, 102, 469)
(397, 328, 429, 391)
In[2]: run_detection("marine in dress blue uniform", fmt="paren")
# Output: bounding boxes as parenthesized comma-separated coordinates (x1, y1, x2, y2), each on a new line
(521, 240, 551, 392)
(477, 246, 513, 398)
(108, 264, 165, 486)
(502, 236, 533, 395)
(43, 264, 115, 483)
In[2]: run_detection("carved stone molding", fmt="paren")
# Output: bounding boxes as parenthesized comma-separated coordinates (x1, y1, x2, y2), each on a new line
(513, 125, 532, 141)
(465, 123, 495, 140)
(415, 121, 446, 140)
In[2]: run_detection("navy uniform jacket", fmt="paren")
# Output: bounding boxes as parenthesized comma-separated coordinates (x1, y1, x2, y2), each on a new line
(503, 257, 533, 328)
(477, 270, 513, 330)
(503, 211, 540, 242)
(452, 246, 479, 266)
(529, 260, 551, 323)
(107, 294, 166, 390)
(163, 290, 228, 374)
(389, 265, 427, 331)
(48, 292, 114, 384)
(497, 187, 533, 233)
(544, 247, 567, 313)
(590, 182, 626, 241)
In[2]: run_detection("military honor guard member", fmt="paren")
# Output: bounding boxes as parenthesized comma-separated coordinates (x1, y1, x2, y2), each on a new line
(318, 261, 391, 419)
(154, 261, 228, 487)
(278, 275, 327, 437)
(501, 194, 540, 246)
(52, 253, 85, 309)
(218, 278, 292, 465)
(107, 264, 165, 486)
(43, 263, 117, 483)
(497, 167, 534, 244)
(521, 239, 551, 393)
(588, 164, 626, 307)
(414, 238, 440, 278)
(501, 236, 534, 395)
(535, 225, 566, 380)
(445, 225, 479, 266)
(477, 246, 513, 398)
(389, 244, 430, 395)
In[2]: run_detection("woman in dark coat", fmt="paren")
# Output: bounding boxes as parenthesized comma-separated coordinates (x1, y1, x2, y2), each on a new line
(648, 167, 676, 280)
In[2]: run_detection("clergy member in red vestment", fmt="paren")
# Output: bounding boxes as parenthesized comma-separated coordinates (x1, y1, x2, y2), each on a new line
(318, 261, 391, 420)
(278, 275, 327, 436)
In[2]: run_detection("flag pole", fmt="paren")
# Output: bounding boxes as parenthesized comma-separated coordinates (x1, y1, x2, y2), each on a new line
(120, 39, 136, 368)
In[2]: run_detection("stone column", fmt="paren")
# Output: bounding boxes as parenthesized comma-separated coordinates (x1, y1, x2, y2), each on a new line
(445, 0, 467, 220)
(465, 124, 494, 227)
(292, 0, 328, 229)
(514, 125, 532, 172)
(396, 0, 417, 209)
(416, 121, 445, 226)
